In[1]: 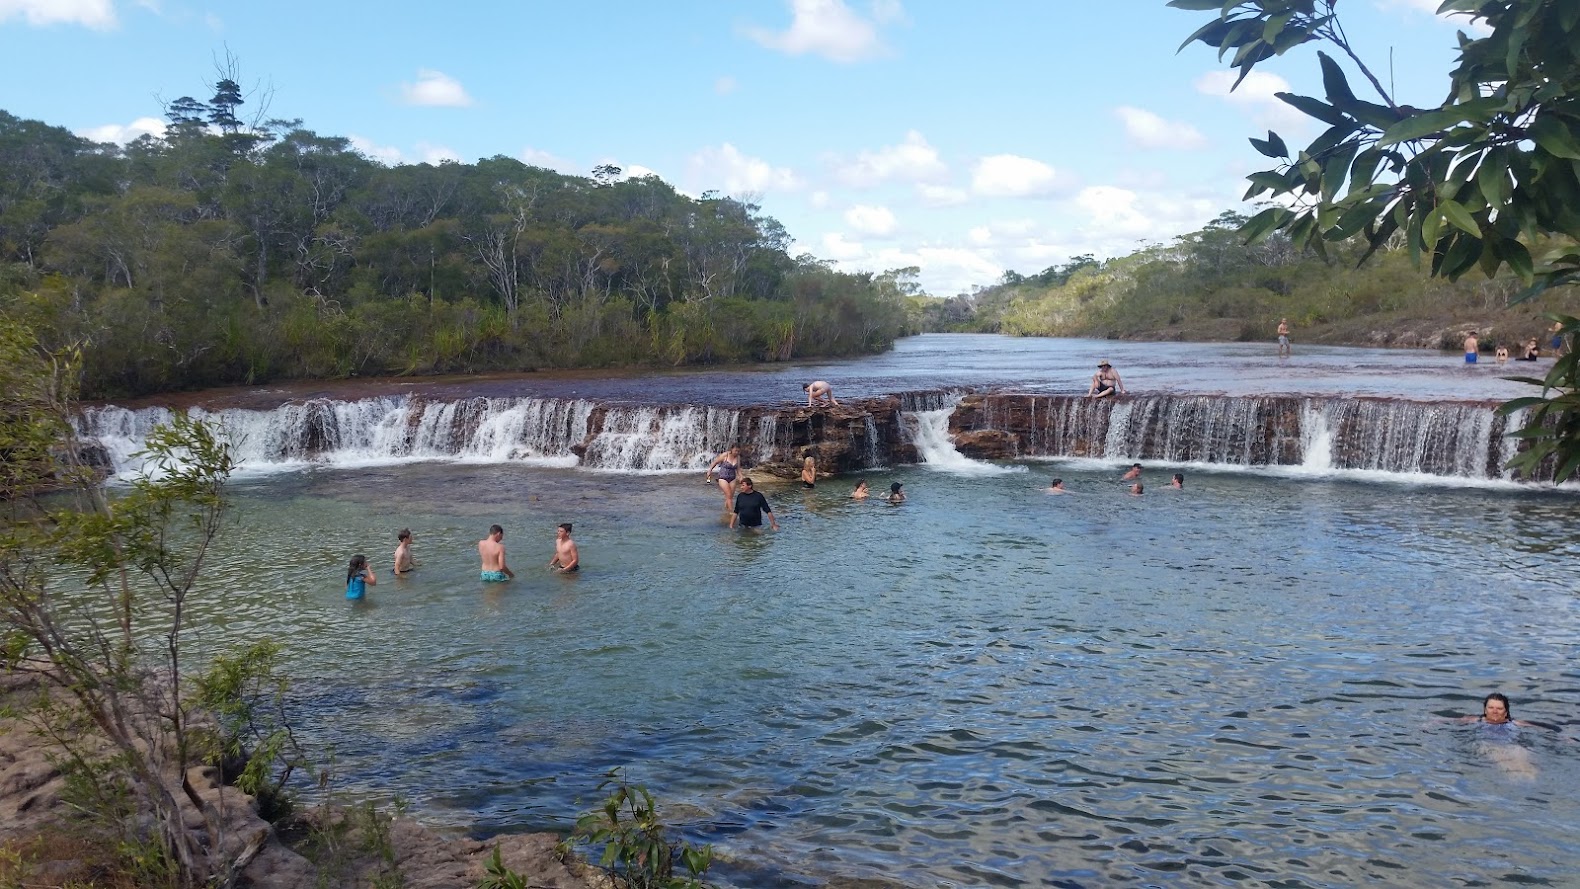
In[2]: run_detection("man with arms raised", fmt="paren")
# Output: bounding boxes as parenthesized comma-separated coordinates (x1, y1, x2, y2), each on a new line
(478, 524, 514, 582)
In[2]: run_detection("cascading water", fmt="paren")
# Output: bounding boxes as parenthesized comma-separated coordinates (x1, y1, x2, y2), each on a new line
(899, 394, 1023, 476)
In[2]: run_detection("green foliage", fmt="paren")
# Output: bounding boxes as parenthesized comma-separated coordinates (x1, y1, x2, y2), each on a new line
(477, 847, 529, 889)
(556, 770, 714, 889)
(1499, 313, 1580, 480)
(1174, 0, 1580, 477)
(0, 96, 912, 397)
(189, 640, 305, 819)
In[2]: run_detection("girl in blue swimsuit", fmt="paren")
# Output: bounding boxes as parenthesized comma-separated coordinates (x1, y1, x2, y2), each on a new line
(346, 554, 376, 600)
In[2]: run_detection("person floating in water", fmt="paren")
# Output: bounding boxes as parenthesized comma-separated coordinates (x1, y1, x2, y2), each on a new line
(888, 481, 906, 503)
(346, 554, 376, 600)
(1169, 473, 1184, 489)
(1463, 331, 1479, 364)
(1047, 478, 1066, 494)
(706, 444, 743, 512)
(1277, 317, 1291, 357)
(851, 480, 870, 500)
(1121, 463, 1142, 481)
(1128, 482, 1144, 496)
(1088, 360, 1124, 398)
(804, 380, 839, 407)
(1452, 692, 1547, 780)
(548, 522, 579, 573)
(801, 455, 818, 489)
(730, 477, 779, 531)
(394, 528, 416, 576)
(478, 524, 514, 582)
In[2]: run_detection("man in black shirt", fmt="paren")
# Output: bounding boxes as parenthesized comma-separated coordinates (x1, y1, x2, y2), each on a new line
(729, 477, 779, 531)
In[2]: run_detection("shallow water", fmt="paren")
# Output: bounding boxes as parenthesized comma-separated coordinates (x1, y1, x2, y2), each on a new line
(185, 455, 1580, 887)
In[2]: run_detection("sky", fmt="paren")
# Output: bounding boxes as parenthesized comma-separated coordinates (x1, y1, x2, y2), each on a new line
(0, 0, 1486, 296)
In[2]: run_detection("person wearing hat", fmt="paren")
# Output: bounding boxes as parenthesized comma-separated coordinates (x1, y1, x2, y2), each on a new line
(887, 481, 906, 503)
(1088, 360, 1125, 398)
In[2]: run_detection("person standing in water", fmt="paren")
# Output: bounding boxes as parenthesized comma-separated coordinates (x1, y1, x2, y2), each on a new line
(730, 477, 779, 531)
(548, 523, 579, 573)
(1169, 473, 1184, 489)
(346, 554, 376, 600)
(478, 525, 514, 582)
(1464, 331, 1479, 364)
(888, 482, 906, 503)
(1121, 463, 1142, 481)
(801, 455, 818, 489)
(1277, 318, 1291, 357)
(394, 528, 416, 576)
(706, 444, 743, 512)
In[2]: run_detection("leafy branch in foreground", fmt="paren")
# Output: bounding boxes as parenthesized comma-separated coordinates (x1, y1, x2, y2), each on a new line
(1174, 0, 1580, 479)
(554, 769, 714, 889)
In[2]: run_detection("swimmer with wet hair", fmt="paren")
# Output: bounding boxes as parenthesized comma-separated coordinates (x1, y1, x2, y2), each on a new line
(1048, 478, 1066, 494)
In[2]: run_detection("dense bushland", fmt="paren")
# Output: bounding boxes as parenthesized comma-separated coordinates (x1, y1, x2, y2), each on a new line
(0, 101, 914, 399)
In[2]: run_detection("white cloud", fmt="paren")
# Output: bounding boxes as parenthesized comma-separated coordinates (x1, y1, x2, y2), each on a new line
(78, 116, 165, 144)
(620, 164, 662, 180)
(349, 134, 404, 165)
(916, 183, 968, 206)
(844, 204, 897, 236)
(714, 75, 738, 95)
(809, 190, 831, 209)
(1114, 106, 1207, 151)
(399, 69, 474, 107)
(821, 232, 866, 261)
(833, 130, 947, 187)
(519, 146, 578, 174)
(416, 142, 460, 164)
(743, 0, 894, 63)
(687, 143, 801, 194)
(0, 0, 115, 28)
(1376, 0, 1493, 33)
(971, 154, 1065, 198)
(1194, 69, 1308, 131)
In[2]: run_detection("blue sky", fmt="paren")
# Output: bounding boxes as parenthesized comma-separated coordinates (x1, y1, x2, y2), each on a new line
(1, 0, 1481, 295)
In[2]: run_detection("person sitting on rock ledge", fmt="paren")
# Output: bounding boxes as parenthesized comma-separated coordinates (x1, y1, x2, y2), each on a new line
(804, 380, 839, 407)
(1088, 360, 1124, 398)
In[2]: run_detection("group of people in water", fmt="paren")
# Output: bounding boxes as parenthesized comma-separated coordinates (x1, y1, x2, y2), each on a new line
(344, 521, 580, 599)
(1463, 322, 1567, 364)
(1045, 463, 1186, 496)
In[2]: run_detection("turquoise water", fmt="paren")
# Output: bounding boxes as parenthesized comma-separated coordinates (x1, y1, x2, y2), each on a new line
(191, 457, 1580, 887)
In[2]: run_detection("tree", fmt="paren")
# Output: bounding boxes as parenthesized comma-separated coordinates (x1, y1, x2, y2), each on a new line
(1174, 0, 1580, 479)
(0, 315, 269, 886)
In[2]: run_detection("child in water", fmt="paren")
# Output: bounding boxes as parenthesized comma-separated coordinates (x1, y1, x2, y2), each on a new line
(346, 554, 376, 600)
(801, 455, 817, 489)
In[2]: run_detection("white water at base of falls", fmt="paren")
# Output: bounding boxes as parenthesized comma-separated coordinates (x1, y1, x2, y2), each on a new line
(901, 408, 1025, 476)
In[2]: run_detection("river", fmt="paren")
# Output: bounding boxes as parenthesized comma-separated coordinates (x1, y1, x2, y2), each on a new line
(96, 335, 1580, 886)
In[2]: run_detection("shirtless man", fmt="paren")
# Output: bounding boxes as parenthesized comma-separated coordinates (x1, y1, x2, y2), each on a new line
(393, 528, 416, 576)
(1088, 361, 1124, 398)
(548, 523, 579, 573)
(1121, 463, 1142, 481)
(478, 525, 514, 582)
(1276, 318, 1291, 357)
(803, 380, 839, 407)
(1047, 478, 1066, 494)
(1464, 331, 1479, 364)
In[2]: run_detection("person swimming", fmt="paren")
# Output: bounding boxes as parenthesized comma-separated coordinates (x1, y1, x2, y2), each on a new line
(888, 481, 906, 503)
(852, 480, 870, 500)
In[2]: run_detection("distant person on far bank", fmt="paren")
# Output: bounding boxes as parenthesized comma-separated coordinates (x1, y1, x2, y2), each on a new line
(1464, 331, 1479, 364)
(730, 477, 779, 531)
(1553, 320, 1567, 356)
(1277, 318, 1291, 357)
(804, 380, 839, 407)
(1121, 463, 1142, 481)
(1088, 360, 1125, 398)
(548, 523, 579, 573)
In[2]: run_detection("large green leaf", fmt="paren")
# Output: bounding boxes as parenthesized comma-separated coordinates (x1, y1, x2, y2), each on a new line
(1529, 115, 1580, 160)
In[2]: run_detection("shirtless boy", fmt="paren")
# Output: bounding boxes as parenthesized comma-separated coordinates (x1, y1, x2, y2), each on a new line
(478, 525, 514, 582)
(394, 528, 416, 575)
(548, 523, 579, 573)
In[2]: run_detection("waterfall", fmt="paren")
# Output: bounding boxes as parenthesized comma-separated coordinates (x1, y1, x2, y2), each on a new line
(75, 396, 749, 477)
(899, 399, 1021, 476)
(952, 393, 1530, 481)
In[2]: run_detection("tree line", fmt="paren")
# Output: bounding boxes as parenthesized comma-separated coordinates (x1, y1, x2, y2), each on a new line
(0, 92, 916, 399)
(917, 210, 1576, 349)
